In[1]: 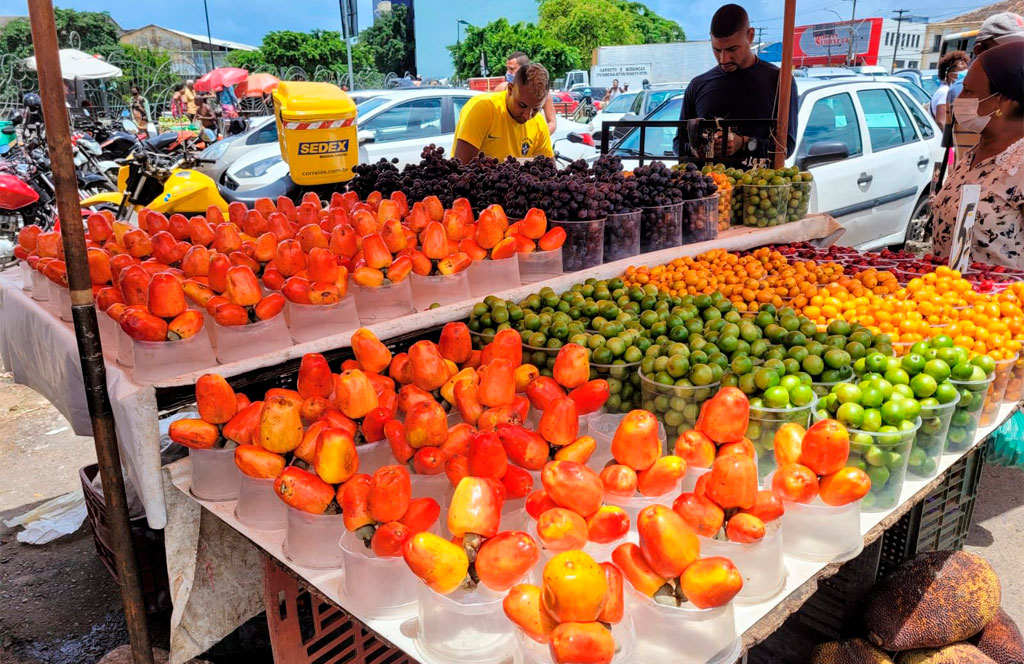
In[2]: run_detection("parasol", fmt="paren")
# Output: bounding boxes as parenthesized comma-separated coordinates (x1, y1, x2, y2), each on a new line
(235, 72, 280, 98)
(194, 67, 249, 93)
(24, 48, 122, 80)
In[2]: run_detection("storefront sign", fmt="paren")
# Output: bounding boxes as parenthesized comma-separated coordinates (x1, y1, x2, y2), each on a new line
(591, 64, 651, 88)
(948, 185, 981, 272)
(792, 18, 883, 66)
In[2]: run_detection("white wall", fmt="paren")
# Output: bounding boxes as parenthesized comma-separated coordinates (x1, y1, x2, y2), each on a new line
(877, 19, 927, 71)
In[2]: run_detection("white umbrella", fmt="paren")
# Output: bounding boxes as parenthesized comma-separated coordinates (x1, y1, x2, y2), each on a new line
(24, 48, 123, 80)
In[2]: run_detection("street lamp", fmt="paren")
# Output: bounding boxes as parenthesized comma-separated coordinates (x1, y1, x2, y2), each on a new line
(456, 19, 469, 46)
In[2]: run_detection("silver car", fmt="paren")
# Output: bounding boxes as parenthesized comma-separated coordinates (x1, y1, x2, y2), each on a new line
(196, 115, 279, 184)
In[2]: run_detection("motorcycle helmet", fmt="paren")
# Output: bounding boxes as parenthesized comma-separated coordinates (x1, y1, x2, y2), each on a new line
(22, 93, 44, 124)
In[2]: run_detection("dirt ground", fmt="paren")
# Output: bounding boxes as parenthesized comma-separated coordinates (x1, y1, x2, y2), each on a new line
(0, 370, 1021, 662)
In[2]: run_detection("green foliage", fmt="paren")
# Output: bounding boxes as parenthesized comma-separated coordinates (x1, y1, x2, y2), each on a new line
(537, 0, 685, 57)
(227, 29, 374, 78)
(357, 5, 415, 75)
(0, 8, 121, 60)
(448, 18, 584, 80)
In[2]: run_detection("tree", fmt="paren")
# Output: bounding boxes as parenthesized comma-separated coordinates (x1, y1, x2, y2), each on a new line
(0, 7, 120, 59)
(447, 18, 583, 81)
(357, 4, 415, 75)
(537, 0, 685, 58)
(227, 30, 373, 78)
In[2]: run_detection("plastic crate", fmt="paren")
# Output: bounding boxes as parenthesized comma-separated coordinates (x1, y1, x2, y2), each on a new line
(262, 556, 416, 664)
(79, 464, 171, 614)
(876, 439, 988, 579)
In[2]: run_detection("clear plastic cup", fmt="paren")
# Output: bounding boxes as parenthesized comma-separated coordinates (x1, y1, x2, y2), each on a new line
(189, 446, 241, 502)
(811, 376, 854, 398)
(625, 586, 740, 664)
(116, 325, 134, 367)
(746, 402, 814, 482)
(411, 271, 472, 311)
(587, 412, 666, 471)
(681, 464, 710, 492)
(235, 474, 287, 529)
(907, 393, 960, 480)
(215, 312, 292, 365)
(699, 521, 786, 604)
(773, 480, 863, 563)
(415, 582, 512, 663)
(790, 178, 813, 221)
(352, 278, 415, 323)
(411, 473, 451, 509)
(468, 256, 521, 298)
(286, 296, 360, 344)
(30, 269, 49, 301)
(357, 439, 392, 476)
(592, 361, 643, 415)
(338, 529, 418, 620)
(518, 249, 562, 285)
(96, 308, 118, 354)
(603, 480, 681, 524)
(639, 203, 683, 253)
(680, 195, 719, 245)
(550, 218, 605, 272)
(1004, 354, 1024, 403)
(283, 506, 345, 569)
(603, 210, 641, 263)
(515, 616, 636, 664)
(202, 311, 218, 349)
(19, 260, 32, 291)
(982, 354, 1017, 425)
(824, 416, 922, 512)
(49, 281, 72, 321)
(741, 183, 791, 227)
(947, 374, 996, 453)
(132, 327, 217, 383)
(639, 371, 720, 440)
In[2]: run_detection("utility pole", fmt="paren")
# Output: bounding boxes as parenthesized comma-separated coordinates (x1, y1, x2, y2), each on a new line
(339, 0, 356, 90)
(847, 0, 858, 65)
(202, 0, 215, 71)
(756, 27, 764, 54)
(891, 9, 909, 73)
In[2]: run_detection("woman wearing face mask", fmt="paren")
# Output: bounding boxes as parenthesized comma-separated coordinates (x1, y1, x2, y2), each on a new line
(932, 41, 1024, 268)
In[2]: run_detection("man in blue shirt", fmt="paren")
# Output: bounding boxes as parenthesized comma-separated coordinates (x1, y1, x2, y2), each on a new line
(674, 4, 797, 162)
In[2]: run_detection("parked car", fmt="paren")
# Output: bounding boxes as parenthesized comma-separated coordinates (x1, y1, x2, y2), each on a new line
(894, 69, 941, 96)
(568, 85, 609, 108)
(607, 78, 942, 250)
(196, 115, 278, 183)
(588, 92, 639, 141)
(550, 91, 579, 116)
(601, 86, 687, 143)
(222, 88, 598, 192)
(874, 76, 932, 110)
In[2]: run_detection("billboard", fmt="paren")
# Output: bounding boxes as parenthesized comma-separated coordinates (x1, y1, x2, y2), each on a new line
(591, 63, 651, 88)
(793, 18, 883, 66)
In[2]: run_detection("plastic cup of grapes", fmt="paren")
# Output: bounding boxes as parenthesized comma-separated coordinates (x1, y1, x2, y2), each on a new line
(551, 217, 605, 272)
(603, 210, 642, 263)
(640, 202, 684, 253)
(680, 194, 720, 245)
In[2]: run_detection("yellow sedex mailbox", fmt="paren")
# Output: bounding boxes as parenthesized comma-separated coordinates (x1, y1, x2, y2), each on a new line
(273, 81, 358, 186)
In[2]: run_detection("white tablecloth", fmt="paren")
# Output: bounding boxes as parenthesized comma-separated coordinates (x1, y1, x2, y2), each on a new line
(0, 215, 842, 529)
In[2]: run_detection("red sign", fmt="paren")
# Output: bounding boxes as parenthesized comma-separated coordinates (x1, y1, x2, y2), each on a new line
(793, 18, 883, 67)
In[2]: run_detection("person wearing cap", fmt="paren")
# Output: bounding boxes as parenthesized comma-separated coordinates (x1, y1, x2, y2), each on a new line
(932, 41, 1024, 268)
(946, 13, 1024, 158)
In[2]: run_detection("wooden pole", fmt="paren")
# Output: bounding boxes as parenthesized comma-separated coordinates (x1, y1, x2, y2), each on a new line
(26, 2, 155, 663)
(775, 0, 797, 169)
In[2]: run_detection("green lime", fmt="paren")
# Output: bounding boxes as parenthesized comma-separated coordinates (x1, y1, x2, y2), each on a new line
(910, 374, 937, 398)
(865, 445, 889, 466)
(867, 464, 890, 487)
(952, 362, 975, 381)
(764, 386, 791, 408)
(861, 408, 882, 431)
(860, 385, 884, 408)
(923, 359, 951, 384)
(802, 355, 824, 376)
(864, 353, 888, 374)
(901, 353, 926, 375)
(779, 374, 803, 392)
(934, 382, 959, 405)
(824, 349, 851, 369)
(902, 398, 921, 421)
(880, 400, 906, 426)
(835, 383, 863, 404)
(884, 368, 911, 386)
(790, 384, 814, 406)
(970, 354, 996, 376)
(837, 401, 865, 428)
(892, 383, 915, 400)
(754, 368, 780, 391)
(931, 334, 954, 349)
(936, 347, 960, 367)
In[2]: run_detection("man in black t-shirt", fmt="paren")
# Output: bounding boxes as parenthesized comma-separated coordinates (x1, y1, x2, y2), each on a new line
(674, 4, 798, 161)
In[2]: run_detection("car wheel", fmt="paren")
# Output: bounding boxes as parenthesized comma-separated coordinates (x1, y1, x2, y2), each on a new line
(901, 193, 931, 251)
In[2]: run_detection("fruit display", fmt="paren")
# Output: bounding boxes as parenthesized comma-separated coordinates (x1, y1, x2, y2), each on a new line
(729, 167, 813, 227)
(769, 418, 872, 508)
(947, 353, 999, 452)
(504, 551, 626, 664)
(600, 410, 686, 511)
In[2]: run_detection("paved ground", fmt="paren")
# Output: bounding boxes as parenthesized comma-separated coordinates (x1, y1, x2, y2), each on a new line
(0, 371, 1020, 662)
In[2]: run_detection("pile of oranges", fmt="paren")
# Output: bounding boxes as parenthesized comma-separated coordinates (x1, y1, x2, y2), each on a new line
(622, 253, 1024, 365)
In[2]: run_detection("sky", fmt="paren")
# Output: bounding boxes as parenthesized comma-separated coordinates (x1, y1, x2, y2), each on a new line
(6, 0, 990, 50)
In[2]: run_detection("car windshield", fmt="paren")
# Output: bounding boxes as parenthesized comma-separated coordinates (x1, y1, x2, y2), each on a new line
(610, 97, 683, 158)
(602, 92, 639, 113)
(355, 96, 389, 116)
(647, 89, 685, 109)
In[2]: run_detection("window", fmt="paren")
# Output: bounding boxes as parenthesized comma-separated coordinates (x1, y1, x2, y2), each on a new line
(646, 89, 685, 112)
(857, 88, 916, 150)
(932, 35, 941, 52)
(885, 33, 891, 46)
(602, 92, 639, 114)
(246, 120, 277, 145)
(895, 60, 905, 69)
(799, 92, 863, 158)
(362, 97, 443, 143)
(896, 88, 935, 139)
(452, 95, 471, 120)
(611, 97, 683, 157)
(629, 92, 644, 115)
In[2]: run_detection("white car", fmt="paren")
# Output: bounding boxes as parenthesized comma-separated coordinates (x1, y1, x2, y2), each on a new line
(196, 115, 278, 184)
(222, 88, 598, 192)
(607, 78, 942, 249)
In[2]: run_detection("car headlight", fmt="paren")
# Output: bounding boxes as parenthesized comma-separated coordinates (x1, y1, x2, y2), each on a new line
(235, 156, 281, 179)
(201, 139, 231, 161)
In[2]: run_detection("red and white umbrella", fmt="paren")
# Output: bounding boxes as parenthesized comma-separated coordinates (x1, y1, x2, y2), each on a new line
(235, 72, 280, 98)
(194, 67, 249, 93)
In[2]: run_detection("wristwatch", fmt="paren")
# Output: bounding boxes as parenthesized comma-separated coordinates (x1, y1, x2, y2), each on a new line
(746, 136, 759, 152)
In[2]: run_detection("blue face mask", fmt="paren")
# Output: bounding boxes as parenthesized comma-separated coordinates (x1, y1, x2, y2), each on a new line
(956, 70, 967, 83)
(505, 72, 515, 83)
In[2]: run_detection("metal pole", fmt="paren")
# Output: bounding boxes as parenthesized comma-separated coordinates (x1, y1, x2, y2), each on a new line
(847, 0, 858, 65)
(340, 0, 355, 90)
(775, 0, 796, 169)
(202, 0, 216, 71)
(891, 9, 908, 72)
(26, 2, 155, 664)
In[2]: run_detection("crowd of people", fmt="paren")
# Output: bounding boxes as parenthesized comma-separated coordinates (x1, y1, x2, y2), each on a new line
(128, 78, 240, 141)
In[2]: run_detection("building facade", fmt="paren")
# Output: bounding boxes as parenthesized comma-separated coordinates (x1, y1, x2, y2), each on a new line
(876, 17, 928, 71)
(119, 25, 256, 76)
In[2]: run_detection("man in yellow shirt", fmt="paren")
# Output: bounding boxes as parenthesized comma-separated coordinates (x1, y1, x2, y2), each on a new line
(453, 62, 553, 162)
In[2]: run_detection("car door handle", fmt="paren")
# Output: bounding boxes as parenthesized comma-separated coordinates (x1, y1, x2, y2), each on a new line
(857, 173, 873, 185)
(917, 156, 929, 167)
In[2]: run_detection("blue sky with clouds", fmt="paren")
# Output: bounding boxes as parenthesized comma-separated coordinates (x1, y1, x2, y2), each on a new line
(7, 0, 987, 49)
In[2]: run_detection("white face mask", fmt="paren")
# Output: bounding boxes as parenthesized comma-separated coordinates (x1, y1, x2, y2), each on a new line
(953, 92, 998, 132)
